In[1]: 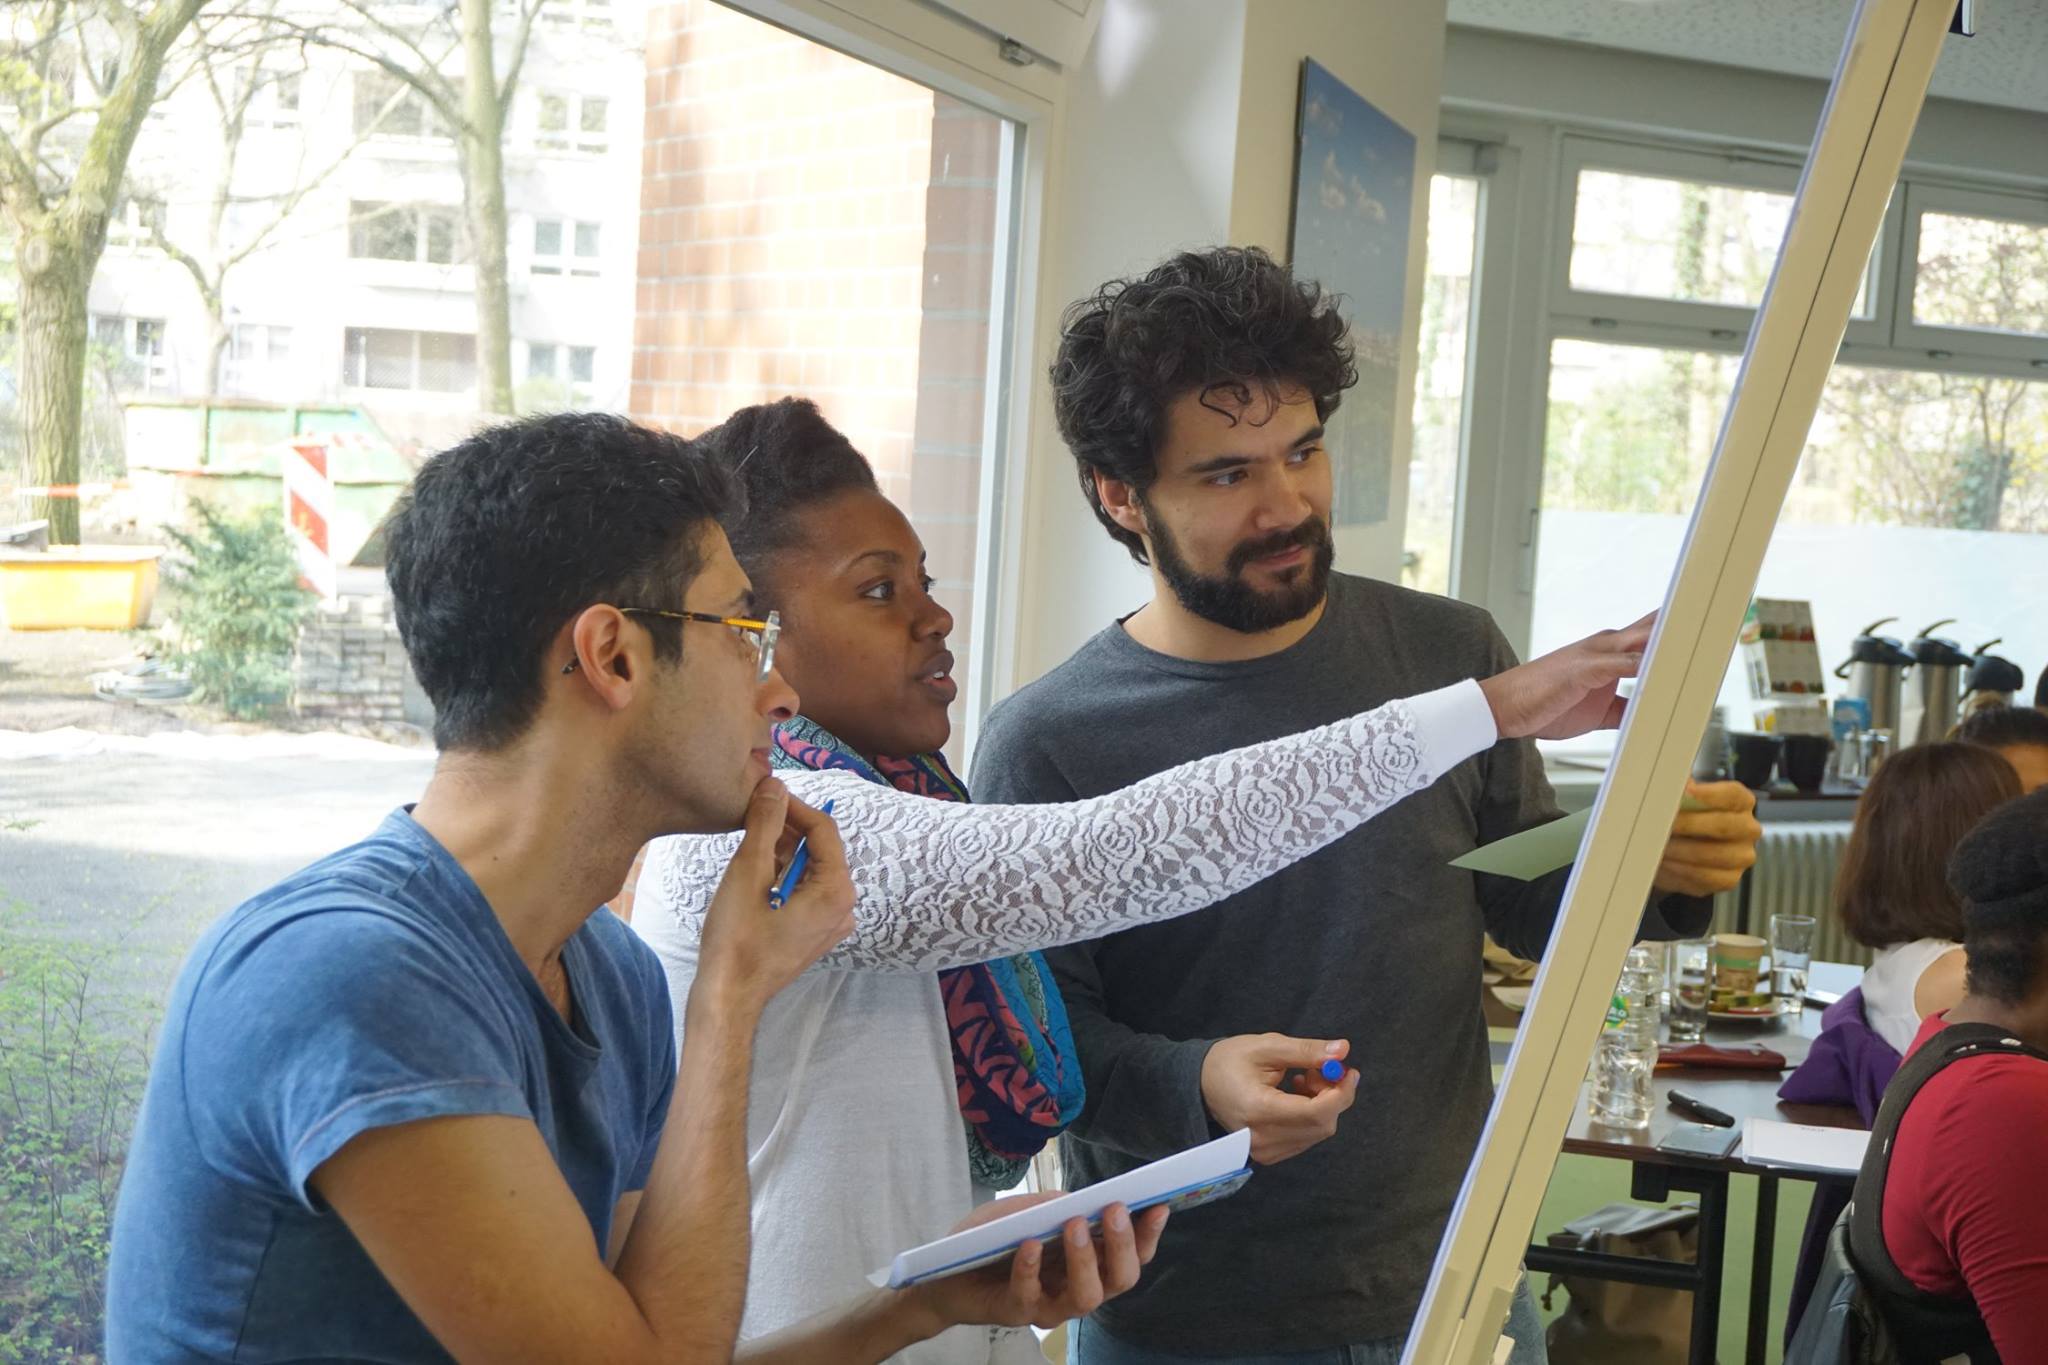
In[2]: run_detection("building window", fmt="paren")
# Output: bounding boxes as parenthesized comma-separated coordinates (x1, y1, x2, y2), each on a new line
(224, 323, 294, 396)
(353, 70, 449, 140)
(527, 342, 596, 384)
(540, 0, 613, 29)
(236, 66, 302, 127)
(343, 327, 477, 393)
(532, 218, 600, 276)
(90, 314, 171, 392)
(536, 90, 607, 153)
(105, 196, 166, 250)
(349, 201, 467, 265)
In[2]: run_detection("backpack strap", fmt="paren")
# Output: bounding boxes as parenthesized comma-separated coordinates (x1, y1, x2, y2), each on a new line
(1848, 1020, 2048, 1307)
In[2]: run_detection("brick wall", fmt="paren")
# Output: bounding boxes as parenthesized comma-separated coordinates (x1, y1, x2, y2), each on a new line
(631, 2, 1004, 752)
(632, 0, 933, 503)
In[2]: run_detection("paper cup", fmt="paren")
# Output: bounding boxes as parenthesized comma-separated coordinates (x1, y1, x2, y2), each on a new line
(1711, 933, 1767, 1008)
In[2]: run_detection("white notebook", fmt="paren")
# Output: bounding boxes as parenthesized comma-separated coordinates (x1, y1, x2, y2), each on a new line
(868, 1128, 1253, 1290)
(1741, 1117, 1870, 1175)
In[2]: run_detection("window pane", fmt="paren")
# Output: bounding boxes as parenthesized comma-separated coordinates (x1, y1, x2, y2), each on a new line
(1405, 174, 1478, 596)
(528, 343, 557, 378)
(356, 72, 421, 137)
(425, 211, 458, 264)
(134, 319, 165, 356)
(1913, 210, 2048, 338)
(1567, 168, 1877, 314)
(269, 327, 291, 363)
(1534, 340, 2048, 732)
(274, 70, 301, 111)
(539, 92, 568, 132)
(362, 328, 415, 388)
(534, 219, 562, 254)
(568, 345, 595, 383)
(350, 202, 416, 260)
(573, 222, 600, 257)
(417, 331, 476, 392)
(580, 96, 607, 134)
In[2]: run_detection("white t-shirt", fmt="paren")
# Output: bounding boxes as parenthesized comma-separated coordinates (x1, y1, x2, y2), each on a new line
(1862, 937, 1963, 1055)
(632, 683, 1495, 1364)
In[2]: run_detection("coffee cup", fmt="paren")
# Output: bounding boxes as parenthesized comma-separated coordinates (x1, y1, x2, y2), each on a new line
(1711, 932, 1768, 1010)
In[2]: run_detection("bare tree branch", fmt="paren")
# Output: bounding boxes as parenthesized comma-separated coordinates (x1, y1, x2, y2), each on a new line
(496, 0, 547, 107)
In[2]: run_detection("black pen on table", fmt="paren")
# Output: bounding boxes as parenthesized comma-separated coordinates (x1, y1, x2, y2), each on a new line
(1667, 1089, 1736, 1127)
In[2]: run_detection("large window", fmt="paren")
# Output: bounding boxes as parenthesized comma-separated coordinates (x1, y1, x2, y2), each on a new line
(343, 327, 477, 393)
(349, 202, 467, 265)
(353, 70, 448, 140)
(1522, 137, 2048, 731)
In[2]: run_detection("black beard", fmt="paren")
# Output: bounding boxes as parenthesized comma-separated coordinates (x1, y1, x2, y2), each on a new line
(1144, 509, 1334, 634)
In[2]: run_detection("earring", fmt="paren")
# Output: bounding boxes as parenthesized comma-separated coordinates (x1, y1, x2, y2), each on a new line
(561, 658, 581, 675)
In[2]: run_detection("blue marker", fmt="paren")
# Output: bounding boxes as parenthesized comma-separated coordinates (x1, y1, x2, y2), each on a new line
(1319, 1058, 1346, 1083)
(767, 798, 835, 909)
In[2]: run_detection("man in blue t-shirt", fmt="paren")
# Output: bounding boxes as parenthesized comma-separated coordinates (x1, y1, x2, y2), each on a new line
(106, 413, 1167, 1363)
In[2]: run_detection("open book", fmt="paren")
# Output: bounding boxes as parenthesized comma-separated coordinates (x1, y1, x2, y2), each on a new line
(868, 1128, 1254, 1290)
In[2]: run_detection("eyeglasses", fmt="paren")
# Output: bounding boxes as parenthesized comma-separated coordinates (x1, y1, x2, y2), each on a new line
(560, 608, 781, 683)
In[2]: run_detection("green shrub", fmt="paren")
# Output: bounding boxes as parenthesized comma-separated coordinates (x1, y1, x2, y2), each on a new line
(163, 504, 314, 718)
(0, 904, 158, 1363)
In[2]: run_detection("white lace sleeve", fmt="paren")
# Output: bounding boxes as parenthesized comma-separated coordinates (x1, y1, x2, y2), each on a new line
(637, 680, 1497, 974)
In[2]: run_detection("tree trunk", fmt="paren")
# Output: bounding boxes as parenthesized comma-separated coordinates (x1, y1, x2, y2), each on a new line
(461, 0, 515, 414)
(202, 298, 230, 399)
(15, 230, 92, 546)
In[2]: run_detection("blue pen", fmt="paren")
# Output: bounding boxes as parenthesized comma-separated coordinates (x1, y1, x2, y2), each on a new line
(1319, 1058, 1346, 1083)
(767, 798, 836, 909)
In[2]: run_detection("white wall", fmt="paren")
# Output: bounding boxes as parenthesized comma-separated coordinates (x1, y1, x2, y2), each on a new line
(1005, 0, 1453, 688)
(1007, 0, 1249, 685)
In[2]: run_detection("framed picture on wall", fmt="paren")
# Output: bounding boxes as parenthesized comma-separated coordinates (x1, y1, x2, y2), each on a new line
(1289, 58, 1415, 530)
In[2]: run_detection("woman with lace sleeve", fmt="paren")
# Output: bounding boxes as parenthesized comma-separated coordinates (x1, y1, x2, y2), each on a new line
(628, 401, 1642, 1365)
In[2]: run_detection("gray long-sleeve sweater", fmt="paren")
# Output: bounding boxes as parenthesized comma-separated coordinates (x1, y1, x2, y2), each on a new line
(971, 573, 1708, 1354)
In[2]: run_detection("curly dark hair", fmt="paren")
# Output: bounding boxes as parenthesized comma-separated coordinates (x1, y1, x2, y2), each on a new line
(1050, 246, 1357, 563)
(693, 398, 878, 606)
(385, 412, 739, 752)
(1951, 786, 2048, 1005)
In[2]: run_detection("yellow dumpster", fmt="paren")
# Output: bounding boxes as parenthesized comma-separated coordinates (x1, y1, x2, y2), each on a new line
(0, 546, 164, 630)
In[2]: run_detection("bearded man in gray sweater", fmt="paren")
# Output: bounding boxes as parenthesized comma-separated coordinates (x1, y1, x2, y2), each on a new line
(970, 247, 1762, 1365)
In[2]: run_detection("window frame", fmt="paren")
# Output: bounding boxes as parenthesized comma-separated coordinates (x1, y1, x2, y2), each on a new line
(534, 89, 608, 154)
(530, 216, 601, 276)
(1440, 115, 2048, 658)
(1549, 135, 1894, 350)
(1891, 180, 2048, 370)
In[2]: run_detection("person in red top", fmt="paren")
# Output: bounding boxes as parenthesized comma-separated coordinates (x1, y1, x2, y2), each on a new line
(1881, 784, 2048, 1360)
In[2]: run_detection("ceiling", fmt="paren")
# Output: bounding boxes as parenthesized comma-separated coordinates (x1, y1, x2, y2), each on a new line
(1447, 0, 2048, 116)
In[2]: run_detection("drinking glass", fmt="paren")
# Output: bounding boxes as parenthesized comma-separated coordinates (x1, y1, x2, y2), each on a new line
(1771, 913, 1817, 1011)
(1666, 938, 1711, 1043)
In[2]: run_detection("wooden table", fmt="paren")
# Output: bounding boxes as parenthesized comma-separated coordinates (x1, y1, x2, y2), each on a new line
(1525, 962, 1863, 1365)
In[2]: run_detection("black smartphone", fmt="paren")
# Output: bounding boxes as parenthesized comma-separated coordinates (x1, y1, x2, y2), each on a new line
(1658, 1122, 1740, 1160)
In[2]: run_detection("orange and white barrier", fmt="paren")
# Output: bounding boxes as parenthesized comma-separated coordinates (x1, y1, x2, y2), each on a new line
(282, 438, 338, 600)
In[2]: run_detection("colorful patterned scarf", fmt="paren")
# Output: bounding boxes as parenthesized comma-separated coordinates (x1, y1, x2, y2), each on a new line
(771, 715, 1084, 1187)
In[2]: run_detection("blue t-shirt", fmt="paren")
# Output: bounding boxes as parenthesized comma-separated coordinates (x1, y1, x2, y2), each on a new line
(106, 809, 677, 1363)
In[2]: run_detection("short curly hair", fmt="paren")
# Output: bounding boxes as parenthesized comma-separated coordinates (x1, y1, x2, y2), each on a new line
(1050, 246, 1356, 563)
(385, 413, 739, 752)
(1951, 786, 2048, 1005)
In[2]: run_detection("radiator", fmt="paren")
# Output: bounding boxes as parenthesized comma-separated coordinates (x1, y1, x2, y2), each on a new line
(1708, 820, 1868, 968)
